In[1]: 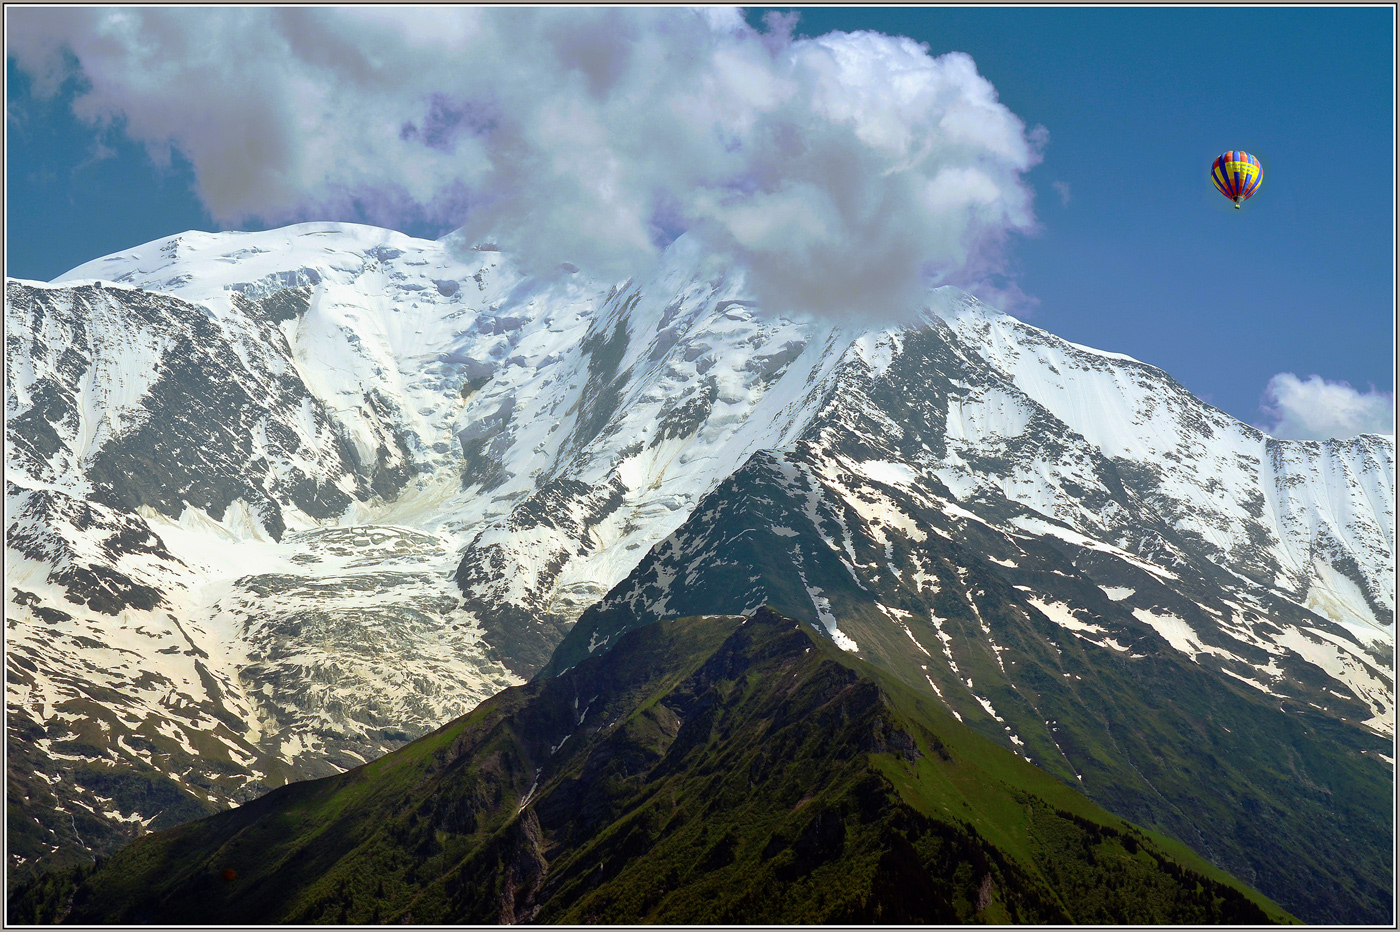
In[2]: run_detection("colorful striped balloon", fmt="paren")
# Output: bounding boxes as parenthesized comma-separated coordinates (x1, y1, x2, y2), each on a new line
(1211, 150, 1262, 208)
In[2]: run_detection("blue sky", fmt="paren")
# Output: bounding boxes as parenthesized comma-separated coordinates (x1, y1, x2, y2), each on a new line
(6, 6, 1394, 438)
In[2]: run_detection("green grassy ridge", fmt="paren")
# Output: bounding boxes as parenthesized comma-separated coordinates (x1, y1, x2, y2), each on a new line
(10, 608, 1292, 924)
(548, 447, 1390, 923)
(852, 656, 1295, 924)
(7, 613, 740, 924)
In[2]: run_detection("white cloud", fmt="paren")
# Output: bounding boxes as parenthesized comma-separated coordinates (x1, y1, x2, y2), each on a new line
(1258, 373, 1395, 441)
(6, 7, 1043, 320)
(1052, 180, 1070, 206)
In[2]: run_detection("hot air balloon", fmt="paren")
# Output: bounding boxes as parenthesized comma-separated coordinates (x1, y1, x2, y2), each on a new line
(1212, 150, 1261, 209)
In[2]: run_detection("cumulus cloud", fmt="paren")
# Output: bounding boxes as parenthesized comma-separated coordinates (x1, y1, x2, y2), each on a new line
(1258, 373, 1395, 441)
(6, 7, 1043, 319)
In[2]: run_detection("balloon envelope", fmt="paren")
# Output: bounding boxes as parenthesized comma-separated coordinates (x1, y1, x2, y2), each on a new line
(1212, 151, 1262, 205)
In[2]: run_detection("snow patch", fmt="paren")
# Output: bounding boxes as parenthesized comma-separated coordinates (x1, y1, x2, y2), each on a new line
(854, 459, 917, 488)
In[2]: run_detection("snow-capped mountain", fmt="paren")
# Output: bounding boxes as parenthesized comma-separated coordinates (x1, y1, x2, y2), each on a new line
(5, 223, 850, 879)
(548, 343, 1394, 920)
(5, 222, 1393, 919)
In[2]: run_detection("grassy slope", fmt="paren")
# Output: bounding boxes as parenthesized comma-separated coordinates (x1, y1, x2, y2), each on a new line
(11, 609, 1294, 925)
(544, 449, 1391, 924)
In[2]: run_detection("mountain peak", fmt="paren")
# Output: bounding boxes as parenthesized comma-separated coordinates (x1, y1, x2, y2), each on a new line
(5, 220, 1392, 921)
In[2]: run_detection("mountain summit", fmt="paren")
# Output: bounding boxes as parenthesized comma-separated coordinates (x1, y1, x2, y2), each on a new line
(5, 222, 1393, 921)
